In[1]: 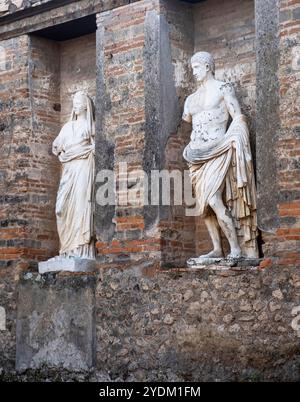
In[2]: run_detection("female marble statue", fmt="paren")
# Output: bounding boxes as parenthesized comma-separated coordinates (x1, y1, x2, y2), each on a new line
(52, 91, 95, 260)
(183, 52, 258, 260)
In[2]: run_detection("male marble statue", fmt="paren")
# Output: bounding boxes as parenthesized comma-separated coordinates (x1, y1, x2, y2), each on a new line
(183, 52, 258, 262)
(39, 91, 95, 273)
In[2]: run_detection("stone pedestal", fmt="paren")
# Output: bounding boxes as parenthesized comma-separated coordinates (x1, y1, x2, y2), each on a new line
(38, 257, 96, 274)
(16, 272, 97, 372)
(187, 257, 262, 270)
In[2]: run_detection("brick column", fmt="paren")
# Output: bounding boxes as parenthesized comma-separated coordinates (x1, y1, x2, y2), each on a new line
(255, 0, 300, 265)
(95, 0, 195, 272)
(95, 0, 162, 274)
(275, 0, 300, 265)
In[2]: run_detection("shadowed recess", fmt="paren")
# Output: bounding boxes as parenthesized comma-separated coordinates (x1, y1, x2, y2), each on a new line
(33, 14, 97, 41)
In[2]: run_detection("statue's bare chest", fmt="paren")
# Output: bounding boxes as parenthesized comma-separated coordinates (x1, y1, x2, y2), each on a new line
(188, 87, 223, 115)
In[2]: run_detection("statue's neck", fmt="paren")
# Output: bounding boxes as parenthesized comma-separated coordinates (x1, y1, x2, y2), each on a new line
(197, 73, 215, 89)
(75, 112, 86, 122)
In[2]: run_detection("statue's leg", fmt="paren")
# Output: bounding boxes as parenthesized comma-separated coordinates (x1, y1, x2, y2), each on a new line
(200, 214, 223, 258)
(208, 190, 242, 258)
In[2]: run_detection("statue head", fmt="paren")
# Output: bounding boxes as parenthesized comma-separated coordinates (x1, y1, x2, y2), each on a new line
(70, 90, 95, 137)
(191, 51, 215, 82)
(72, 91, 88, 116)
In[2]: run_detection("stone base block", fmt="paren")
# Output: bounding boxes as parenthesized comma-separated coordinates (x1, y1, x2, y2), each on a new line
(38, 257, 96, 274)
(187, 257, 262, 270)
(16, 272, 96, 372)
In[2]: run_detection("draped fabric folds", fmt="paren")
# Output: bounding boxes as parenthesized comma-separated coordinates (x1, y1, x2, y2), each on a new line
(53, 121, 95, 259)
(183, 114, 258, 258)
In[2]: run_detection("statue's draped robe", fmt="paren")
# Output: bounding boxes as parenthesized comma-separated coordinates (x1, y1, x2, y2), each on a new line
(183, 115, 258, 258)
(53, 121, 95, 259)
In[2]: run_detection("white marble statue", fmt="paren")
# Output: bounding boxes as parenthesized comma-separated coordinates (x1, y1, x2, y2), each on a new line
(183, 52, 258, 262)
(39, 91, 95, 273)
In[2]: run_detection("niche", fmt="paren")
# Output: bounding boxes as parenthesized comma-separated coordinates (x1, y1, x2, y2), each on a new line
(28, 15, 97, 258)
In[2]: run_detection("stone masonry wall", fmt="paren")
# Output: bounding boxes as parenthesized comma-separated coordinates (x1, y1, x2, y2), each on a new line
(94, 265, 300, 381)
(2, 265, 300, 381)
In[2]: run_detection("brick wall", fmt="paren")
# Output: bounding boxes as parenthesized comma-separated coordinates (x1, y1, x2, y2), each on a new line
(60, 33, 96, 123)
(0, 35, 33, 270)
(95, 0, 198, 270)
(0, 35, 30, 370)
(160, 0, 196, 267)
(275, 0, 300, 266)
(95, 0, 162, 274)
(255, 0, 300, 266)
(0, 0, 299, 272)
(29, 32, 97, 262)
(27, 35, 60, 263)
(0, 34, 61, 270)
(0, 31, 97, 271)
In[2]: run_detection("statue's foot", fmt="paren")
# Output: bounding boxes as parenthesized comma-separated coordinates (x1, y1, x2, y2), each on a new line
(200, 249, 223, 259)
(227, 248, 242, 259)
(48, 255, 60, 262)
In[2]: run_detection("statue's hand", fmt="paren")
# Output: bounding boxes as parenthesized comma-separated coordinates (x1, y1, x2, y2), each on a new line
(52, 144, 59, 156)
(53, 143, 65, 156)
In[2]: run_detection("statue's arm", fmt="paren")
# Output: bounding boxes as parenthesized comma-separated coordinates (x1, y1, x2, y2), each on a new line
(182, 96, 192, 123)
(52, 126, 66, 156)
(221, 83, 242, 119)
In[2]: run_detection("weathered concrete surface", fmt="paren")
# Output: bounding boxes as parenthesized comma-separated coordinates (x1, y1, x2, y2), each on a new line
(255, 0, 280, 233)
(15, 272, 96, 372)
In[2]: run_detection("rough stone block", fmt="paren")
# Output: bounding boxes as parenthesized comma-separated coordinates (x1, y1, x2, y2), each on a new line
(16, 272, 97, 372)
(38, 258, 96, 274)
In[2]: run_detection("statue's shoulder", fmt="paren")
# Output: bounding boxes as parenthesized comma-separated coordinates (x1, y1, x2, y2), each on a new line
(57, 120, 72, 138)
(217, 80, 235, 96)
(62, 120, 72, 128)
(184, 91, 198, 107)
(185, 91, 195, 102)
(61, 120, 73, 131)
